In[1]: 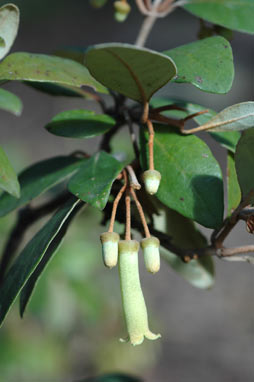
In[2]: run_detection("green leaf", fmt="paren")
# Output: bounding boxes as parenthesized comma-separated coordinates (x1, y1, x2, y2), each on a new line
(0, 87, 22, 115)
(0, 197, 80, 326)
(24, 81, 83, 98)
(45, 110, 115, 139)
(19, 200, 84, 317)
(68, 151, 123, 209)
(151, 97, 241, 152)
(81, 374, 141, 382)
(0, 155, 87, 217)
(140, 125, 224, 228)
(183, 0, 254, 34)
(227, 152, 241, 216)
(163, 37, 234, 94)
(154, 206, 214, 289)
(235, 128, 254, 203)
(85, 43, 177, 103)
(201, 102, 254, 132)
(0, 52, 107, 94)
(0, 146, 20, 197)
(209, 131, 241, 153)
(0, 4, 20, 60)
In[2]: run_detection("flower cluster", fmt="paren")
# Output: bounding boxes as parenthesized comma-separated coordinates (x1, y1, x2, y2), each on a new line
(100, 166, 161, 346)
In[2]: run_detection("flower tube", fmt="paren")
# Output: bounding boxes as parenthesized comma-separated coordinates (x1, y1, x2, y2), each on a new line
(118, 239, 161, 346)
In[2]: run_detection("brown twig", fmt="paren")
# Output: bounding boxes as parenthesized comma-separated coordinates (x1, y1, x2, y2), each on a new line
(108, 170, 128, 233)
(146, 119, 155, 170)
(126, 166, 141, 190)
(125, 188, 131, 240)
(130, 187, 150, 238)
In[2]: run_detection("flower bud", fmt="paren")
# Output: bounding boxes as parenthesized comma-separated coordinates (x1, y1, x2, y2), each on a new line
(114, 1, 131, 22)
(143, 170, 161, 195)
(118, 240, 161, 346)
(141, 236, 160, 274)
(100, 232, 120, 268)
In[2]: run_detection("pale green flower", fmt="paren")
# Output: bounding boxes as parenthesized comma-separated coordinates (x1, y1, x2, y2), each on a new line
(118, 239, 161, 346)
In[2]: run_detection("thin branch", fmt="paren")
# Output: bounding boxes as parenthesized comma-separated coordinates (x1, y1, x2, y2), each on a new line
(108, 170, 128, 232)
(130, 187, 150, 238)
(135, 0, 163, 47)
(125, 188, 131, 240)
(146, 119, 155, 170)
(126, 165, 141, 190)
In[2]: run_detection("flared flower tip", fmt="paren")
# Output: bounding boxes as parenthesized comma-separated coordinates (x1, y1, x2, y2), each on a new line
(100, 231, 120, 268)
(114, 1, 131, 22)
(143, 170, 161, 195)
(141, 236, 160, 274)
(120, 331, 161, 346)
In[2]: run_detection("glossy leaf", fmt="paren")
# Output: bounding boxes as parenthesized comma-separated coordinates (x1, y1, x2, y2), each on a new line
(0, 155, 86, 217)
(0, 87, 22, 115)
(227, 152, 241, 216)
(0, 146, 20, 197)
(200, 102, 254, 132)
(235, 129, 254, 203)
(183, 0, 254, 34)
(0, 4, 20, 60)
(0, 197, 80, 326)
(68, 151, 123, 209)
(154, 206, 214, 289)
(85, 43, 177, 103)
(0, 52, 107, 93)
(164, 36, 234, 94)
(45, 110, 115, 139)
(140, 125, 224, 228)
(19, 200, 84, 317)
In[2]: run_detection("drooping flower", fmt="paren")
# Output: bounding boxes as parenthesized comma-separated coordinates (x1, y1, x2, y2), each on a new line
(143, 169, 161, 195)
(100, 231, 120, 268)
(118, 239, 161, 346)
(141, 236, 160, 274)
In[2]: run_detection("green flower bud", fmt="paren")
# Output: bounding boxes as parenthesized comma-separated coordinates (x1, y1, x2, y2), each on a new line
(100, 232, 120, 268)
(114, 1, 131, 22)
(143, 170, 161, 195)
(118, 240, 161, 346)
(141, 236, 160, 274)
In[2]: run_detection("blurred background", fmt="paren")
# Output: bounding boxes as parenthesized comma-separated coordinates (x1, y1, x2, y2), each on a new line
(0, 1, 253, 381)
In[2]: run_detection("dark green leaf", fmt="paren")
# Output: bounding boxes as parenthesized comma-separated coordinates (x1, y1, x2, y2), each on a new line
(19, 201, 84, 317)
(163, 37, 234, 94)
(0, 52, 107, 93)
(200, 102, 254, 132)
(45, 110, 115, 139)
(227, 152, 241, 216)
(140, 125, 224, 228)
(235, 128, 254, 202)
(80, 374, 141, 382)
(85, 43, 177, 103)
(0, 146, 20, 197)
(155, 206, 214, 289)
(68, 151, 123, 209)
(24, 81, 83, 97)
(210, 131, 241, 153)
(0, 88, 22, 115)
(183, 0, 254, 34)
(0, 4, 19, 60)
(0, 155, 87, 217)
(0, 197, 80, 326)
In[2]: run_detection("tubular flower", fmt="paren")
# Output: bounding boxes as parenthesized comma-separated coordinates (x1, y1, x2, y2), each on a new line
(143, 169, 161, 195)
(141, 236, 160, 274)
(100, 231, 120, 268)
(118, 239, 161, 346)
